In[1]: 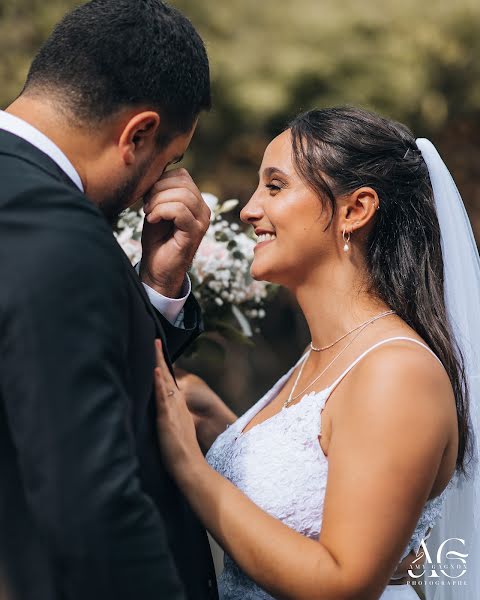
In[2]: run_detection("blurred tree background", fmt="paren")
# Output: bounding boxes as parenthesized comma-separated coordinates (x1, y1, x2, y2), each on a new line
(1, 0, 479, 415)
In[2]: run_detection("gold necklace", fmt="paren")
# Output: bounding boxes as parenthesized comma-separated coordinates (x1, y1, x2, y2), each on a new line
(310, 310, 395, 352)
(285, 310, 396, 408)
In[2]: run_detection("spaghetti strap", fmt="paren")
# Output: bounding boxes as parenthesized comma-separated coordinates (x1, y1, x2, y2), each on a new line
(327, 336, 443, 395)
(294, 349, 310, 369)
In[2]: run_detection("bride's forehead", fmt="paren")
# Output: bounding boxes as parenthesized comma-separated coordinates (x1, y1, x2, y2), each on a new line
(262, 130, 293, 163)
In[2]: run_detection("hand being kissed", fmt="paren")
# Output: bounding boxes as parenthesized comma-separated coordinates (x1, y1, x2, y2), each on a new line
(141, 168, 211, 298)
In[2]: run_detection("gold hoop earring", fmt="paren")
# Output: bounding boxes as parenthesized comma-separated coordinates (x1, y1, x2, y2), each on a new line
(342, 228, 351, 252)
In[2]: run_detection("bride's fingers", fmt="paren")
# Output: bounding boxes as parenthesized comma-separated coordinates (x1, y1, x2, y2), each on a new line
(173, 367, 189, 379)
(154, 339, 178, 410)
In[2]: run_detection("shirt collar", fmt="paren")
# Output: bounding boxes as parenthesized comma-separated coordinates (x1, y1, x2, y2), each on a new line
(0, 110, 84, 192)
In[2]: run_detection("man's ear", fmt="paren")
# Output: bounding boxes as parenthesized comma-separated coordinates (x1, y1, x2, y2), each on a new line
(119, 111, 161, 165)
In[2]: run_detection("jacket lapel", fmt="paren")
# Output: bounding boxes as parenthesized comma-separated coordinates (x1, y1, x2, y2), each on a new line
(119, 250, 176, 379)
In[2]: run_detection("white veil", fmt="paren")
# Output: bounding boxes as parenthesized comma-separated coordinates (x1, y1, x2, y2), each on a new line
(416, 139, 480, 600)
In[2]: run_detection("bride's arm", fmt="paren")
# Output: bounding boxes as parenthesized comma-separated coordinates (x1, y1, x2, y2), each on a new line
(156, 341, 451, 600)
(175, 369, 237, 453)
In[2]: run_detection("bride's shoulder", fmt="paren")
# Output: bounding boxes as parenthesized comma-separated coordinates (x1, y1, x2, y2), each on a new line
(357, 336, 451, 389)
(343, 337, 454, 430)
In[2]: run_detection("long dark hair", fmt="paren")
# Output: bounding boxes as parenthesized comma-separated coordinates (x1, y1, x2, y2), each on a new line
(289, 106, 473, 477)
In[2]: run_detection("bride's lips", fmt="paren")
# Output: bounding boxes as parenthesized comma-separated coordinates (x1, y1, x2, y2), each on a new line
(254, 239, 275, 252)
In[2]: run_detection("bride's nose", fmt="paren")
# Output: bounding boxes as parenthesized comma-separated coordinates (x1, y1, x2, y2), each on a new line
(240, 191, 264, 224)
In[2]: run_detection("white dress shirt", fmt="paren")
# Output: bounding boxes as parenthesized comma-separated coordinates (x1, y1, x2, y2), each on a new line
(0, 110, 189, 325)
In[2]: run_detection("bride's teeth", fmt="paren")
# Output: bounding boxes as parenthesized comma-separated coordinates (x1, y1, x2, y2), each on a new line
(257, 233, 276, 243)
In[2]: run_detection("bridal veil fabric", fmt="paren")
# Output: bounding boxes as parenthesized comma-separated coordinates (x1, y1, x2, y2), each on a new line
(416, 139, 480, 600)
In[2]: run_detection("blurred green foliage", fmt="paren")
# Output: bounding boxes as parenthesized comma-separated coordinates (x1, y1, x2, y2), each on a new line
(1, 1, 479, 210)
(173, 0, 480, 128)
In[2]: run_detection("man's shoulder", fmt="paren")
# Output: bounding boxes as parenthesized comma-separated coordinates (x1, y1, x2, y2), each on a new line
(0, 152, 107, 232)
(0, 154, 123, 286)
(0, 129, 79, 189)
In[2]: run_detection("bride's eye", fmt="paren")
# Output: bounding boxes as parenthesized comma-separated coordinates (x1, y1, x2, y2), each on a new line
(266, 181, 283, 194)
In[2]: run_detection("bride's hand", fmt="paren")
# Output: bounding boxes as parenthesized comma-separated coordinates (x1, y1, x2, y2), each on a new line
(175, 368, 237, 453)
(389, 532, 429, 583)
(154, 340, 204, 478)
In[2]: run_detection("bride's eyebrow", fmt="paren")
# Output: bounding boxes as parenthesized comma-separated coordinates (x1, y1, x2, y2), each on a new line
(259, 167, 289, 179)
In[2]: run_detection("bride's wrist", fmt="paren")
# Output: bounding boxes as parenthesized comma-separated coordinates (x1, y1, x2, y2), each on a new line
(174, 453, 210, 494)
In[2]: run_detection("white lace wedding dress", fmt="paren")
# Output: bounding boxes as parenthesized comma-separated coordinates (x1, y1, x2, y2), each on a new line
(206, 337, 457, 600)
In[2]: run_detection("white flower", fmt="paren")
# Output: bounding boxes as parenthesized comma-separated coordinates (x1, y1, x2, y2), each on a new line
(135, 208, 145, 233)
(217, 199, 239, 215)
(116, 226, 134, 244)
(115, 235, 142, 264)
(202, 193, 219, 219)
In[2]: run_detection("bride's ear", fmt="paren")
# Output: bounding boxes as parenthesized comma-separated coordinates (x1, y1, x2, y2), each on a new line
(341, 187, 380, 236)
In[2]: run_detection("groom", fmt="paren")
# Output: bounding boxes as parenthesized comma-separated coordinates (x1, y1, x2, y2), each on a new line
(0, 2, 217, 600)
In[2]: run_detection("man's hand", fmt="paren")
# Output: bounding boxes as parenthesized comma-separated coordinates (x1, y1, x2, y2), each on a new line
(141, 169, 211, 298)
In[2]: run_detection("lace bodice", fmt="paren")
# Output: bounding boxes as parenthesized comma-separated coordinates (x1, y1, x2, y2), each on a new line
(206, 338, 457, 600)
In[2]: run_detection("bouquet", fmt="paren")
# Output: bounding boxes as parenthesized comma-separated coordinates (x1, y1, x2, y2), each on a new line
(114, 194, 277, 357)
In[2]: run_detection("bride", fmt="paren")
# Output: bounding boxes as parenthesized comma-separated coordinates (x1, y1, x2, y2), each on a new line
(150, 107, 479, 600)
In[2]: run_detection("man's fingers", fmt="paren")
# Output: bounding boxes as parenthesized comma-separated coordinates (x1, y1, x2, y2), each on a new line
(146, 168, 198, 204)
(158, 167, 191, 181)
(146, 202, 207, 236)
(149, 172, 198, 196)
(145, 188, 202, 218)
(144, 169, 211, 223)
(144, 189, 211, 231)
(147, 201, 192, 227)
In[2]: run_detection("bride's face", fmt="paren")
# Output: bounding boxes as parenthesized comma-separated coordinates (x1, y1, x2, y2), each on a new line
(241, 129, 336, 286)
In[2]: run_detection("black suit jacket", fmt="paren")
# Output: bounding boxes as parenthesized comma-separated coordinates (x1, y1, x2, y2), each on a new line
(0, 130, 218, 600)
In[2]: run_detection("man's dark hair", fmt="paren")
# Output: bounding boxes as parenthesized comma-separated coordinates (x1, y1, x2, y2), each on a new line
(24, 0, 211, 139)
